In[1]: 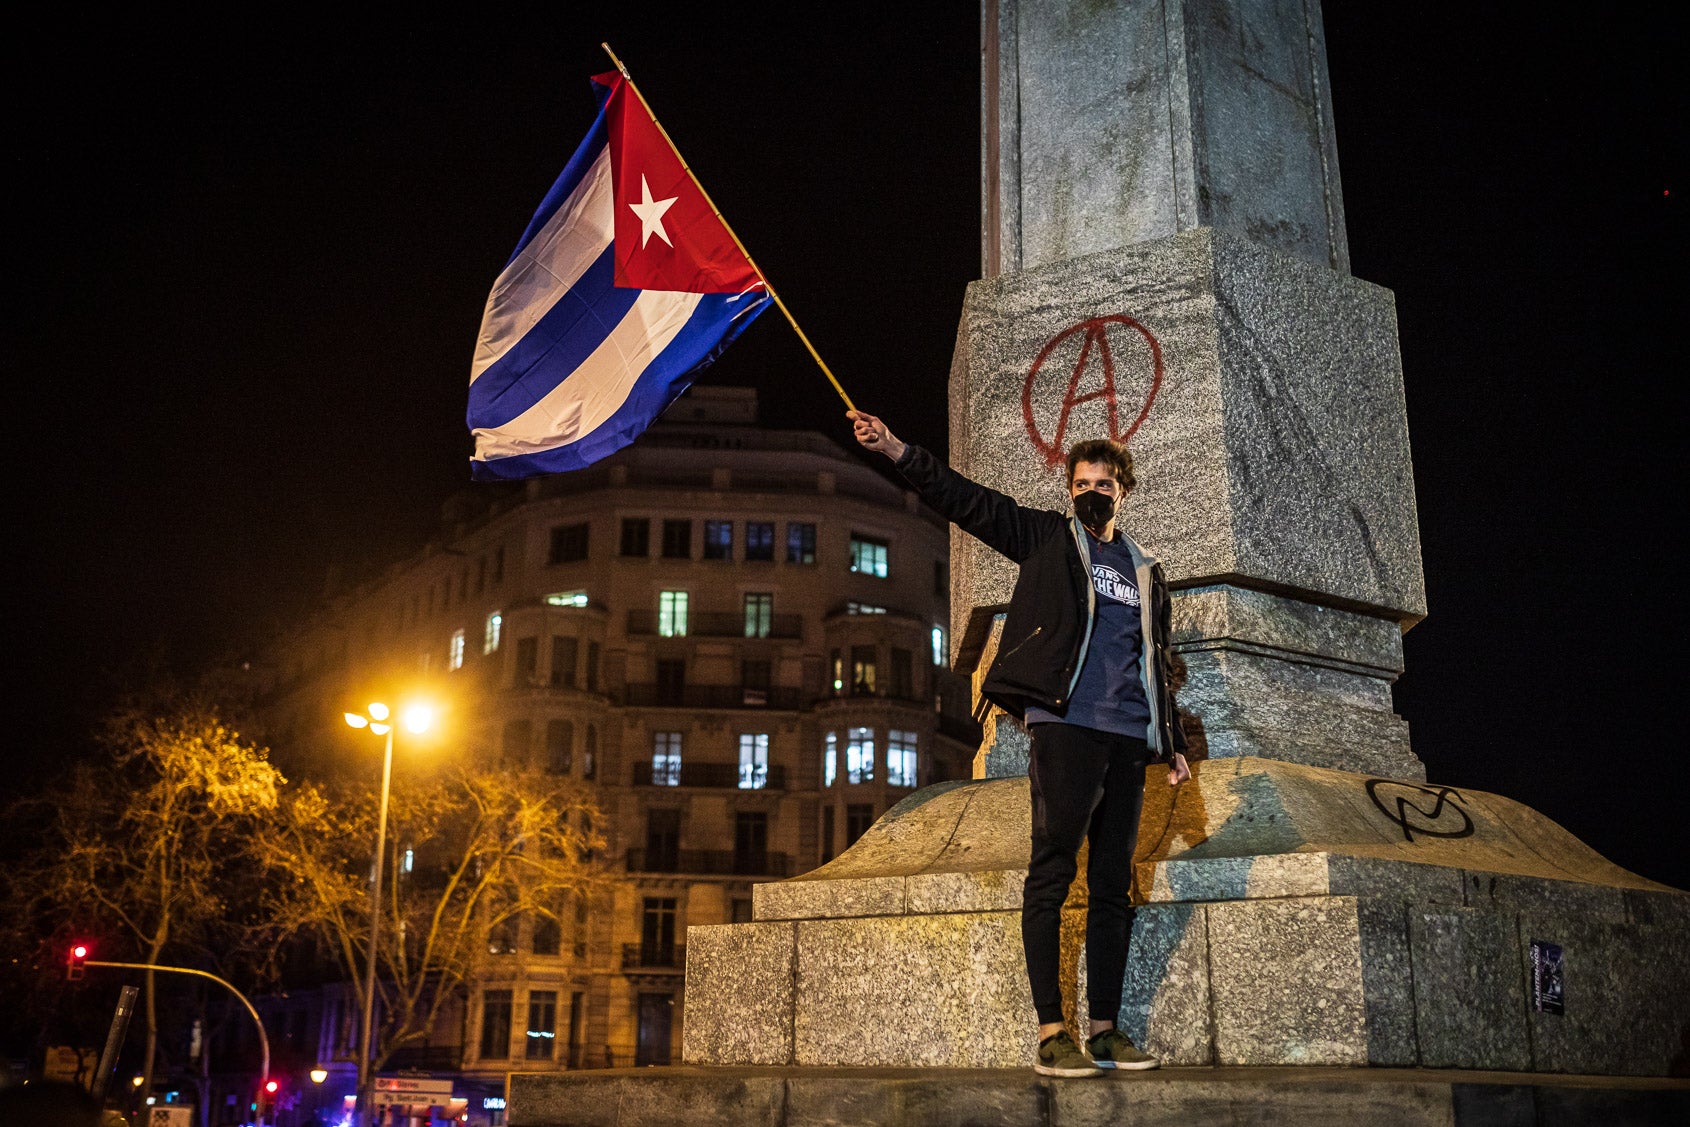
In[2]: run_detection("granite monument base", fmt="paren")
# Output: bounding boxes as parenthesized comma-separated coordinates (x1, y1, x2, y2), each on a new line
(680, 760, 1690, 1075)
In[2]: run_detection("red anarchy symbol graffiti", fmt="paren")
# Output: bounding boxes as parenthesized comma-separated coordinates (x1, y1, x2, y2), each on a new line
(1021, 315, 1163, 467)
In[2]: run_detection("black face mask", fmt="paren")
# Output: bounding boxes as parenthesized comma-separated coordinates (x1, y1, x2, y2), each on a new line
(1073, 489, 1115, 532)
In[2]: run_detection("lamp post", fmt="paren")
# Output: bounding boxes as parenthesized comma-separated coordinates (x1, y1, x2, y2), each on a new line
(344, 700, 433, 1127)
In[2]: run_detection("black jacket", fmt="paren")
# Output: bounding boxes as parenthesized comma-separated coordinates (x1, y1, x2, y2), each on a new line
(894, 444, 1186, 761)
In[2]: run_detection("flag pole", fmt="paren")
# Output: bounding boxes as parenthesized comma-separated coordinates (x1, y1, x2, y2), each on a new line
(600, 43, 857, 412)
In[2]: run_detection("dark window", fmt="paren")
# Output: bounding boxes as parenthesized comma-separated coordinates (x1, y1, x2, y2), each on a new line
(730, 898, 754, 924)
(586, 641, 601, 693)
(745, 521, 775, 561)
(636, 993, 673, 1067)
(525, 990, 558, 1060)
(743, 592, 773, 638)
(551, 635, 578, 687)
(703, 520, 733, 560)
(545, 720, 574, 775)
(734, 812, 769, 874)
(646, 808, 680, 871)
(849, 534, 888, 577)
(480, 990, 513, 1059)
(584, 724, 598, 780)
(458, 570, 468, 600)
(620, 518, 650, 557)
(476, 556, 487, 594)
(532, 916, 561, 957)
(661, 519, 691, 559)
(656, 660, 686, 705)
(742, 659, 772, 692)
(641, 898, 677, 963)
(934, 559, 946, 596)
(493, 545, 505, 583)
(787, 523, 816, 564)
(846, 804, 875, 847)
(890, 648, 913, 699)
(549, 523, 589, 564)
(489, 915, 518, 955)
(501, 720, 531, 767)
(851, 645, 878, 696)
(821, 805, 836, 864)
(515, 636, 539, 685)
(568, 992, 586, 1068)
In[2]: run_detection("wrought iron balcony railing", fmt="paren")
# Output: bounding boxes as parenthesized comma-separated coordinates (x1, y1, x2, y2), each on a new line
(624, 848, 794, 878)
(626, 610, 803, 639)
(631, 761, 788, 790)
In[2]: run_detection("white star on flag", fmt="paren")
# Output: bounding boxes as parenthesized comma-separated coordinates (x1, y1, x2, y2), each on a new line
(628, 174, 678, 249)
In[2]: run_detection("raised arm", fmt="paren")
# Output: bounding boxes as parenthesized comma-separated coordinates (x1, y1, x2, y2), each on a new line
(849, 410, 907, 461)
(848, 410, 1060, 563)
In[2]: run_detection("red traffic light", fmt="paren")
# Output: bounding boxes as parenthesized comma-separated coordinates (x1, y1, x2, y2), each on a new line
(71, 944, 89, 959)
(264, 1080, 279, 1094)
(67, 943, 89, 980)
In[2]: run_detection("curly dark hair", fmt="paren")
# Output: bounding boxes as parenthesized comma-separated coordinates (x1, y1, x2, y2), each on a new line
(1064, 438, 1135, 493)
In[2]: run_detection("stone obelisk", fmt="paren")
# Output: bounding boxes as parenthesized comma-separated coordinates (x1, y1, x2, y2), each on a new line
(958, 0, 1424, 781)
(680, 1, 1689, 1076)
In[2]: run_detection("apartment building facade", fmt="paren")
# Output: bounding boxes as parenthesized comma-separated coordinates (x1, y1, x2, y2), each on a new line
(252, 388, 978, 1115)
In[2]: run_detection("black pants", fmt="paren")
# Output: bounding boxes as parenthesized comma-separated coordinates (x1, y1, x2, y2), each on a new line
(1022, 723, 1149, 1026)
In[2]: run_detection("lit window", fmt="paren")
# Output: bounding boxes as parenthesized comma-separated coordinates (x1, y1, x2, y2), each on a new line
(738, 733, 769, 790)
(484, 612, 503, 654)
(545, 590, 588, 608)
(851, 645, 878, 695)
(931, 625, 948, 667)
(787, 522, 817, 564)
(652, 732, 682, 787)
(830, 649, 844, 695)
(448, 629, 466, 671)
(849, 534, 888, 578)
(846, 602, 886, 615)
(402, 847, 415, 874)
(846, 727, 875, 784)
(824, 732, 838, 788)
(744, 593, 773, 638)
(745, 521, 775, 561)
(888, 730, 918, 788)
(704, 520, 733, 560)
(658, 591, 689, 637)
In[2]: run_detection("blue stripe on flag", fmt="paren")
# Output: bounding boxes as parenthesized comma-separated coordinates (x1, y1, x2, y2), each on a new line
(466, 244, 638, 430)
(469, 289, 772, 480)
(503, 81, 615, 270)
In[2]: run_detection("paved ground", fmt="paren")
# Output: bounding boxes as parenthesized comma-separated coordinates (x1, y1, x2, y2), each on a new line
(508, 1063, 1690, 1126)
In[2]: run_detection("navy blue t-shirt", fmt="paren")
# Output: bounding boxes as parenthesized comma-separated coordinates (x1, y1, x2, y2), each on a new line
(1025, 531, 1150, 737)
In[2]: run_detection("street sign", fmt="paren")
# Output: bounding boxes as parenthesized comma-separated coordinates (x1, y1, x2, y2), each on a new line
(373, 1076, 454, 1098)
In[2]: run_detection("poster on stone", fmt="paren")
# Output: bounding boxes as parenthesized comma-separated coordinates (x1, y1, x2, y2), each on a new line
(1530, 938, 1565, 1015)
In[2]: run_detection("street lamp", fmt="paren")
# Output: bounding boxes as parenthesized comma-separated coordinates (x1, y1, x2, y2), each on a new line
(343, 699, 434, 1127)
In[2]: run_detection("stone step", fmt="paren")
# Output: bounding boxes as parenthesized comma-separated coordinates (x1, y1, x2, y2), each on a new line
(507, 1065, 1690, 1127)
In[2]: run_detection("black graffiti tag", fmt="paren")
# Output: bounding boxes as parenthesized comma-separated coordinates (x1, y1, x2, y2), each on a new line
(1365, 779, 1474, 843)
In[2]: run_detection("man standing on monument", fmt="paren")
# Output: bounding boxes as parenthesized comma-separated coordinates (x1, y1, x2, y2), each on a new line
(850, 409, 1190, 1078)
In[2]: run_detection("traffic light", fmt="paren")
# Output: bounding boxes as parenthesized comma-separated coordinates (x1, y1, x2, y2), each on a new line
(257, 1078, 279, 1122)
(67, 943, 89, 980)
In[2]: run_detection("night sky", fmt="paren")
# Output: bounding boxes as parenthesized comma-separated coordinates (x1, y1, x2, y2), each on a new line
(8, 6, 1685, 889)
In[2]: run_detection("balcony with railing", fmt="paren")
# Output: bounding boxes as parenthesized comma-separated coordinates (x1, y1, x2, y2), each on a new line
(621, 943, 686, 972)
(631, 761, 788, 790)
(626, 609, 803, 639)
(624, 848, 794, 878)
(619, 683, 803, 710)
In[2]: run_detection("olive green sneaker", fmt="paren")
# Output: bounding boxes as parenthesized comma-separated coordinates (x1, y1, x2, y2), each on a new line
(1033, 1030, 1102, 1078)
(1085, 1028, 1159, 1070)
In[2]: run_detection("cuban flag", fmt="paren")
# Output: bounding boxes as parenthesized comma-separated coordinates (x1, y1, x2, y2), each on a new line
(467, 71, 772, 479)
